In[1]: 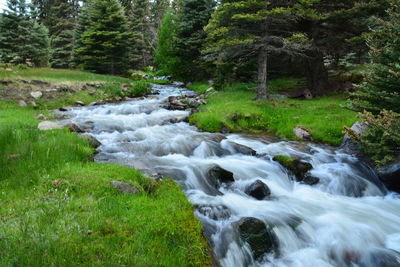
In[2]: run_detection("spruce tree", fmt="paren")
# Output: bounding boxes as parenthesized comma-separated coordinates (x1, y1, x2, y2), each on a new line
(0, 0, 50, 66)
(155, 11, 180, 74)
(204, 0, 324, 99)
(348, 0, 400, 113)
(74, 0, 129, 74)
(129, 0, 152, 69)
(48, 0, 75, 68)
(173, 0, 215, 80)
(72, 3, 90, 68)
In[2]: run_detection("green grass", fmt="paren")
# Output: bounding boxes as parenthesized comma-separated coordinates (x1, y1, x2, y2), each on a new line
(189, 82, 357, 146)
(0, 101, 211, 266)
(187, 82, 212, 94)
(0, 67, 132, 84)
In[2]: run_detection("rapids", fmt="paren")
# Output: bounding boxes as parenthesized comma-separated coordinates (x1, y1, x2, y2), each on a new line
(64, 84, 400, 267)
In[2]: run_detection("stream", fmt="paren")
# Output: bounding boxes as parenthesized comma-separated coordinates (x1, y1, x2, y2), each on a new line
(64, 83, 400, 267)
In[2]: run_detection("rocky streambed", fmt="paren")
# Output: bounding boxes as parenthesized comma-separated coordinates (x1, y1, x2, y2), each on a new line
(59, 83, 400, 267)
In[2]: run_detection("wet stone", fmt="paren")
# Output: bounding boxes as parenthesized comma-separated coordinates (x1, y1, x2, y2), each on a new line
(245, 180, 271, 200)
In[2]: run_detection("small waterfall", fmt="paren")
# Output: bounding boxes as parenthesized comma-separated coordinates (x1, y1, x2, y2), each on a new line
(64, 84, 400, 267)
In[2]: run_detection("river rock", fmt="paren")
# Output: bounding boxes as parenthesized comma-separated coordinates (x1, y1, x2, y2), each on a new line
(207, 165, 235, 187)
(111, 180, 139, 195)
(245, 180, 271, 200)
(377, 162, 400, 193)
(75, 101, 85, 106)
(18, 100, 27, 107)
(66, 121, 84, 133)
(38, 121, 64, 130)
(301, 175, 320, 185)
(36, 113, 46, 120)
(59, 107, 68, 112)
(340, 121, 368, 156)
(81, 134, 101, 148)
(273, 155, 317, 184)
(30, 91, 43, 99)
(294, 126, 312, 141)
(195, 204, 231, 220)
(227, 141, 257, 156)
(235, 217, 279, 260)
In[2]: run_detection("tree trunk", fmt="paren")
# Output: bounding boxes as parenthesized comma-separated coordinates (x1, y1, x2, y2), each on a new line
(256, 48, 268, 100)
(305, 48, 329, 96)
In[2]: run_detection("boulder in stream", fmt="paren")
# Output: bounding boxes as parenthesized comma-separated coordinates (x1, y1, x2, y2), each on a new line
(377, 162, 400, 193)
(207, 165, 235, 187)
(273, 155, 318, 184)
(81, 134, 101, 148)
(66, 121, 84, 133)
(245, 180, 271, 200)
(235, 217, 279, 260)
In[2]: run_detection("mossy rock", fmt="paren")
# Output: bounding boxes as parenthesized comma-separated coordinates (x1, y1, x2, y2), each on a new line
(273, 155, 313, 178)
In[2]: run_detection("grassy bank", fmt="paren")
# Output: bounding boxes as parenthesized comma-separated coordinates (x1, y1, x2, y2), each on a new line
(189, 81, 357, 146)
(0, 67, 132, 84)
(0, 70, 212, 266)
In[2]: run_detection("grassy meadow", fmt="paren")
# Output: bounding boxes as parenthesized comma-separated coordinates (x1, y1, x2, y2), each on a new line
(189, 81, 357, 146)
(0, 69, 212, 266)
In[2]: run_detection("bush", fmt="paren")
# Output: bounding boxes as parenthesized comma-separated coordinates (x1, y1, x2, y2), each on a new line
(126, 81, 151, 97)
(344, 110, 400, 166)
(98, 83, 124, 97)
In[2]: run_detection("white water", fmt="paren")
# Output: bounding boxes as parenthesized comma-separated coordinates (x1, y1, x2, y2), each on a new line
(64, 84, 400, 267)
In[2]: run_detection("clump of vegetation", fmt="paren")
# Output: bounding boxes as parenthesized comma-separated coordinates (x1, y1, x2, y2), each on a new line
(273, 155, 312, 176)
(126, 80, 151, 97)
(98, 83, 124, 97)
(344, 110, 400, 166)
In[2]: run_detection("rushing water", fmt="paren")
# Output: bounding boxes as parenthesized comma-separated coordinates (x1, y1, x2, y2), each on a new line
(64, 84, 400, 267)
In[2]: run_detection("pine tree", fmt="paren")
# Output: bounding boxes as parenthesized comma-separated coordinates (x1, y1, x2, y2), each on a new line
(72, 3, 90, 68)
(0, 0, 50, 66)
(48, 0, 75, 68)
(348, 0, 400, 113)
(173, 0, 215, 80)
(204, 0, 335, 99)
(151, 0, 169, 30)
(129, 0, 152, 69)
(155, 11, 180, 74)
(74, 0, 130, 74)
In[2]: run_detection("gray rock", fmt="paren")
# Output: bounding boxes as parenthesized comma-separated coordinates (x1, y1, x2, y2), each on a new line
(59, 107, 68, 112)
(377, 162, 400, 193)
(75, 101, 85, 106)
(66, 121, 84, 133)
(30, 91, 43, 99)
(111, 180, 139, 195)
(18, 100, 27, 107)
(81, 134, 101, 148)
(30, 100, 37, 108)
(38, 121, 64, 130)
(301, 175, 320, 185)
(245, 180, 271, 200)
(207, 165, 235, 187)
(340, 121, 368, 156)
(294, 126, 312, 141)
(36, 113, 46, 120)
(235, 217, 279, 260)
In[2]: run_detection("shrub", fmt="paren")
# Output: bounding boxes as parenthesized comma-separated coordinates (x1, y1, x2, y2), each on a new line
(126, 81, 151, 97)
(98, 83, 124, 97)
(344, 110, 400, 166)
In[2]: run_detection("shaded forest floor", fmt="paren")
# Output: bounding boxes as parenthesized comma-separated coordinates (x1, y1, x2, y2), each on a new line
(188, 81, 357, 146)
(0, 68, 212, 266)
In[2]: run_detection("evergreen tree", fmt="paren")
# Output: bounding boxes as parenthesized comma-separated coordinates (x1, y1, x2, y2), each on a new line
(172, 0, 215, 80)
(348, 0, 400, 113)
(204, 0, 314, 99)
(72, 3, 90, 68)
(48, 0, 75, 68)
(0, 0, 50, 66)
(151, 0, 169, 30)
(129, 0, 152, 69)
(74, 0, 129, 74)
(155, 11, 180, 74)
